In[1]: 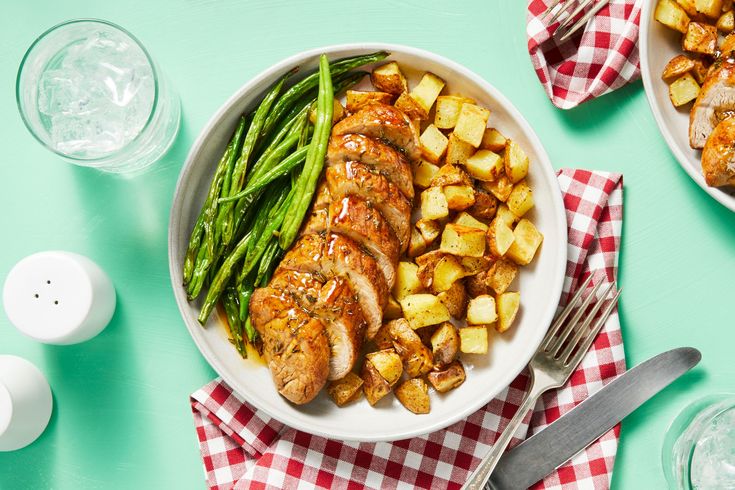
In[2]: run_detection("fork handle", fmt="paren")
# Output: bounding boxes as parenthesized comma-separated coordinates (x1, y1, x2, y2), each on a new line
(461, 383, 544, 490)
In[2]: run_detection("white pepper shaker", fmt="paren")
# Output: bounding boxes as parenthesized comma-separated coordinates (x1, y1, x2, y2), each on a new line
(3, 251, 116, 344)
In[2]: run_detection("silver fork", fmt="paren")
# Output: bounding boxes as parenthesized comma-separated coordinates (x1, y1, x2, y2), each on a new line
(461, 274, 622, 490)
(541, 0, 611, 42)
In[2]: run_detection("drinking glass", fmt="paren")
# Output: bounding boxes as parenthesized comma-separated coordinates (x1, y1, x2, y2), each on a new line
(16, 19, 181, 174)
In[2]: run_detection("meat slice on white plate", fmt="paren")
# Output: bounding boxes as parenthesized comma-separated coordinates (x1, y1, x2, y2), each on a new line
(689, 54, 735, 149)
(701, 116, 735, 186)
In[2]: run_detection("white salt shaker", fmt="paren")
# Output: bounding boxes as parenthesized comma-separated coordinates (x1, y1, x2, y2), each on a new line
(0, 355, 53, 451)
(3, 251, 116, 344)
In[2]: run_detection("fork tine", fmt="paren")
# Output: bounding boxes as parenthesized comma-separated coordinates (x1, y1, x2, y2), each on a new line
(556, 0, 610, 42)
(547, 0, 577, 25)
(541, 0, 565, 21)
(558, 282, 616, 363)
(556, 0, 593, 32)
(565, 288, 622, 368)
(540, 274, 594, 351)
(547, 278, 605, 356)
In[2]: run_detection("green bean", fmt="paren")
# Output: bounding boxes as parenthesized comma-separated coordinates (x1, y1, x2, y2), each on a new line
(244, 317, 257, 343)
(222, 288, 246, 358)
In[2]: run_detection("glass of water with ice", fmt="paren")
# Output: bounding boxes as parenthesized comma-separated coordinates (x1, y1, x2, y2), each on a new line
(663, 395, 735, 489)
(16, 19, 180, 174)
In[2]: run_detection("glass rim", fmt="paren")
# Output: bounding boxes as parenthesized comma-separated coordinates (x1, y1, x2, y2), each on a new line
(15, 18, 160, 163)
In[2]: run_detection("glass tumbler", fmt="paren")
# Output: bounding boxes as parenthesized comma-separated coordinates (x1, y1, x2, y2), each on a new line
(663, 394, 735, 490)
(16, 19, 180, 174)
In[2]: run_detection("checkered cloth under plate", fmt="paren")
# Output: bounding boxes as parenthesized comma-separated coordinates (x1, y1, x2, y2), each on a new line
(527, 0, 642, 109)
(191, 169, 625, 490)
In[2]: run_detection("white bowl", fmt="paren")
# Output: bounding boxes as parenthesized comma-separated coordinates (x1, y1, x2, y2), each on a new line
(169, 44, 567, 442)
(640, 0, 735, 211)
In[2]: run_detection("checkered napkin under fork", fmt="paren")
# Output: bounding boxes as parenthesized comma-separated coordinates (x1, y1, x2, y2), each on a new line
(189, 169, 625, 490)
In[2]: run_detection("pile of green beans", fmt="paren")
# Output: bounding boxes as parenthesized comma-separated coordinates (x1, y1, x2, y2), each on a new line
(182, 51, 388, 357)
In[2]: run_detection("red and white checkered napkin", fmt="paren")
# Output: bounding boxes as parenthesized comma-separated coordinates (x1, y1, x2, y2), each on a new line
(527, 0, 642, 109)
(191, 169, 625, 490)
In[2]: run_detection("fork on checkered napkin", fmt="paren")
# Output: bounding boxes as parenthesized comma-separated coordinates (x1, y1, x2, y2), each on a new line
(543, 0, 612, 41)
(461, 274, 622, 490)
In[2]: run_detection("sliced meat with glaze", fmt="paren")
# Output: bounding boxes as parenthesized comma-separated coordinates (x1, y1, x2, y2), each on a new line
(249, 288, 330, 405)
(326, 161, 412, 252)
(302, 195, 400, 287)
(690, 55, 735, 149)
(327, 133, 414, 199)
(701, 116, 735, 186)
(269, 269, 366, 380)
(333, 103, 421, 161)
(277, 232, 387, 339)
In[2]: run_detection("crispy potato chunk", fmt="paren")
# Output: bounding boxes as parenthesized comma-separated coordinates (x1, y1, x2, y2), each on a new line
(430, 322, 460, 366)
(430, 164, 473, 187)
(440, 224, 487, 257)
(487, 258, 518, 294)
(459, 326, 489, 354)
(482, 175, 514, 202)
(435, 95, 467, 129)
(411, 72, 446, 116)
(416, 218, 442, 244)
(432, 255, 466, 293)
(496, 291, 521, 333)
(427, 360, 466, 393)
(454, 104, 491, 147)
(691, 59, 709, 84)
(361, 360, 391, 405)
(480, 128, 507, 152)
(346, 90, 393, 113)
(655, 0, 691, 33)
(387, 318, 433, 377)
(495, 204, 519, 228)
(469, 188, 499, 221)
(408, 227, 427, 258)
(506, 219, 544, 265)
(413, 159, 440, 189)
(467, 295, 498, 325)
(466, 270, 491, 297)
(683, 22, 718, 54)
(662, 55, 696, 82)
(395, 378, 430, 414)
(393, 261, 423, 300)
(384, 295, 403, 321)
(328, 372, 364, 407)
(695, 0, 722, 18)
(365, 349, 403, 386)
(373, 323, 394, 350)
(461, 256, 494, 276)
(443, 185, 476, 211)
(437, 281, 468, 318)
(420, 124, 449, 163)
(421, 186, 449, 220)
(454, 211, 488, 231)
(395, 92, 429, 120)
(487, 218, 515, 257)
(400, 293, 451, 329)
(371, 61, 408, 96)
(415, 250, 446, 289)
(676, 0, 698, 16)
(446, 133, 476, 165)
(506, 180, 534, 217)
(504, 140, 530, 184)
(718, 10, 734, 32)
(466, 149, 504, 181)
(309, 99, 345, 124)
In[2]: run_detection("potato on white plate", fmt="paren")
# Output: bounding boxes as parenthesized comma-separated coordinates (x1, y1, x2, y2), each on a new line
(421, 186, 449, 220)
(394, 92, 429, 120)
(399, 293, 451, 329)
(461, 255, 494, 275)
(506, 180, 534, 217)
(469, 188, 499, 221)
(427, 360, 466, 393)
(415, 250, 447, 289)
(420, 124, 449, 163)
(410, 72, 446, 116)
(486, 258, 518, 294)
(467, 295, 498, 325)
(682, 22, 717, 55)
(408, 227, 427, 258)
(440, 223, 486, 257)
(480, 128, 507, 152)
(328, 372, 363, 407)
(430, 322, 460, 366)
(694, 0, 722, 19)
(361, 359, 392, 405)
(384, 295, 403, 320)
(443, 185, 476, 211)
(504, 140, 529, 184)
(454, 211, 488, 231)
(432, 254, 466, 293)
(655, 0, 691, 33)
(465, 149, 504, 182)
(482, 175, 514, 202)
(496, 291, 521, 333)
(487, 217, 515, 257)
(430, 164, 472, 187)
(437, 281, 468, 318)
(506, 218, 544, 265)
(392, 261, 423, 301)
(495, 204, 519, 228)
(413, 160, 440, 188)
(365, 349, 403, 386)
(662, 55, 696, 82)
(395, 378, 430, 414)
(370, 61, 408, 95)
(459, 326, 489, 354)
(454, 103, 491, 147)
(435, 95, 467, 129)
(446, 133, 476, 165)
(345, 90, 393, 112)
(309, 99, 345, 124)
(387, 318, 433, 377)
(718, 10, 734, 32)
(416, 218, 442, 244)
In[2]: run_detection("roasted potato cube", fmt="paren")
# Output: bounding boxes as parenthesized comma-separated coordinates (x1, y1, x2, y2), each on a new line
(467, 295, 498, 325)
(399, 293, 451, 329)
(655, 0, 691, 33)
(373, 323, 395, 350)
(662, 55, 696, 82)
(371, 61, 408, 96)
(412, 159, 440, 188)
(416, 218, 442, 244)
(676, 0, 698, 16)
(365, 349, 403, 386)
(430, 164, 473, 187)
(328, 372, 364, 407)
(480, 128, 507, 152)
(408, 227, 427, 258)
(435, 95, 467, 129)
(683, 22, 718, 54)
(466, 271, 491, 297)
(433, 255, 466, 293)
(395, 378, 430, 414)
(394, 92, 429, 120)
(440, 224, 486, 257)
(487, 218, 515, 257)
(446, 133, 476, 165)
(430, 322, 460, 366)
(718, 10, 734, 32)
(421, 186, 449, 220)
(486, 258, 518, 294)
(454, 104, 491, 147)
(466, 149, 504, 181)
(504, 140, 530, 184)
(506, 180, 534, 217)
(309, 99, 345, 124)
(387, 318, 433, 377)
(393, 261, 423, 300)
(496, 291, 521, 333)
(506, 219, 544, 265)
(443, 185, 476, 211)
(695, 0, 722, 18)
(384, 295, 403, 320)
(414, 323, 442, 346)
(495, 204, 519, 228)
(461, 256, 494, 275)
(415, 250, 446, 289)
(362, 360, 392, 405)
(420, 124, 449, 163)
(411, 72, 446, 116)
(345, 90, 393, 112)
(482, 175, 514, 202)
(427, 360, 466, 393)
(459, 326, 489, 354)
(691, 59, 709, 83)
(454, 211, 488, 231)
(437, 281, 468, 318)
(723, 0, 733, 12)
(469, 188, 499, 221)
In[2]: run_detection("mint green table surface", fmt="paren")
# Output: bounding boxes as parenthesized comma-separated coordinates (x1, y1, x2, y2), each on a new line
(1, 1, 733, 488)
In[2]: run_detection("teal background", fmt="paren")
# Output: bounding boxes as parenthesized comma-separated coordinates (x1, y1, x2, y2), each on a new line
(1, 1, 733, 488)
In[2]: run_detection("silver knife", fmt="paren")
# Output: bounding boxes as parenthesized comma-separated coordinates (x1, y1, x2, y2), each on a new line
(486, 347, 701, 490)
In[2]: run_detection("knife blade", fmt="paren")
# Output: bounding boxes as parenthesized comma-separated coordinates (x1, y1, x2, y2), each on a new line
(486, 347, 701, 490)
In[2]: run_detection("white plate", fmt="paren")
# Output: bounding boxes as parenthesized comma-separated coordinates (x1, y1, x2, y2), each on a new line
(640, 0, 735, 211)
(169, 44, 567, 442)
